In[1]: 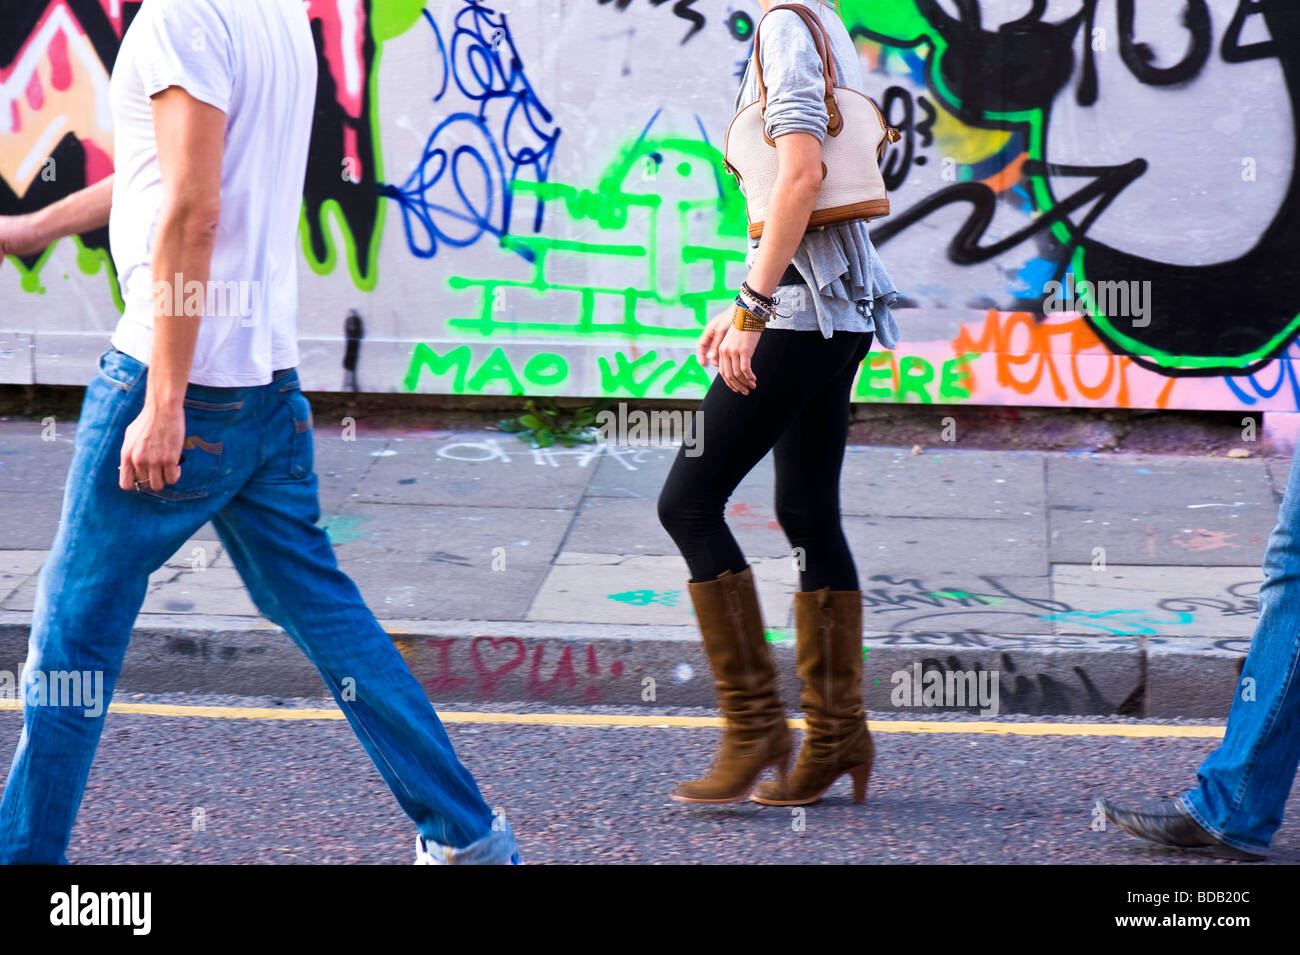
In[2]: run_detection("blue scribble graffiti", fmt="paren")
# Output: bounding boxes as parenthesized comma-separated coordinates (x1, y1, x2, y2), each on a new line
(1223, 342, 1300, 409)
(379, 1, 561, 262)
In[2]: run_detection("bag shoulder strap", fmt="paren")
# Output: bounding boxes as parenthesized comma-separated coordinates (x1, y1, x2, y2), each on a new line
(753, 2, 843, 140)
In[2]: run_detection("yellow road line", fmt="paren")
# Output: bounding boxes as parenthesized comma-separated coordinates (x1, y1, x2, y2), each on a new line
(0, 699, 1225, 738)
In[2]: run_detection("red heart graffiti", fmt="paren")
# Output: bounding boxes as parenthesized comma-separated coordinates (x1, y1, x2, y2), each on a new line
(470, 636, 526, 697)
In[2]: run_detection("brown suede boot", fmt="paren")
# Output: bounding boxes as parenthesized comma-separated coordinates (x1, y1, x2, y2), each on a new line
(751, 587, 873, 806)
(671, 566, 792, 804)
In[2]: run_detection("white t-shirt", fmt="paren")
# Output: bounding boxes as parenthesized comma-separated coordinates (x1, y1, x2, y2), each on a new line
(108, 0, 317, 387)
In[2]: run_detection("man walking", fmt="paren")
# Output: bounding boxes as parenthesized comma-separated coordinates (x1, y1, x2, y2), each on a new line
(1101, 440, 1300, 861)
(0, 0, 517, 865)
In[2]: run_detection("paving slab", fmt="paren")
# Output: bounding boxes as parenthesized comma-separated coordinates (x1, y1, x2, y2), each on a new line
(358, 432, 595, 509)
(584, 445, 1048, 522)
(0, 491, 68, 550)
(0, 429, 74, 493)
(586, 445, 690, 499)
(1047, 454, 1276, 565)
(327, 501, 572, 620)
(312, 435, 393, 517)
(840, 447, 1046, 519)
(561, 495, 795, 558)
(1045, 449, 1268, 566)
(1, 536, 230, 612)
(845, 515, 1049, 577)
(586, 445, 776, 501)
(0, 551, 45, 606)
(142, 564, 260, 617)
(527, 553, 800, 629)
(1049, 564, 1261, 638)
(1266, 455, 1292, 504)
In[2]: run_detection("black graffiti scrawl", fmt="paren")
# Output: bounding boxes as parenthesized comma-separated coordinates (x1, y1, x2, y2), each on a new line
(855, 0, 1300, 377)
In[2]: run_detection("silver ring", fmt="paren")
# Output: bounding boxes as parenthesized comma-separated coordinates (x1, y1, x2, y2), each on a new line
(134, 479, 149, 491)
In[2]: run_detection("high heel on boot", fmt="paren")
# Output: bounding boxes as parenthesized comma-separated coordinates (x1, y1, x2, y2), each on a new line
(849, 761, 872, 804)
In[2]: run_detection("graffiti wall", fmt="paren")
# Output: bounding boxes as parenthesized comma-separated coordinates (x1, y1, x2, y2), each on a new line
(2, 0, 1298, 412)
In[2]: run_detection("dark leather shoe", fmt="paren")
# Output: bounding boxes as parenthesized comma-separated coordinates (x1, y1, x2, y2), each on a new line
(1098, 798, 1267, 861)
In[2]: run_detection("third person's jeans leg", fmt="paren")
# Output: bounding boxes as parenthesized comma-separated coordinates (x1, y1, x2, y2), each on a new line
(1182, 439, 1300, 852)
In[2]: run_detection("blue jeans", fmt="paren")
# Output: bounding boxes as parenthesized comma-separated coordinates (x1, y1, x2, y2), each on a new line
(0, 347, 518, 864)
(1180, 439, 1300, 853)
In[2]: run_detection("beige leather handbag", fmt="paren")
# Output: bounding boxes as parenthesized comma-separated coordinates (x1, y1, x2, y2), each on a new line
(723, 3, 900, 239)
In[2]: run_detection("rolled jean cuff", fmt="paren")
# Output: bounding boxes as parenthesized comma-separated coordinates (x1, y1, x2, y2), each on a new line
(419, 819, 519, 865)
(1179, 790, 1269, 854)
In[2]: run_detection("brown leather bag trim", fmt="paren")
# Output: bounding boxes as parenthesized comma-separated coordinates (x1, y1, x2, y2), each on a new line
(754, 3, 843, 146)
(747, 198, 891, 239)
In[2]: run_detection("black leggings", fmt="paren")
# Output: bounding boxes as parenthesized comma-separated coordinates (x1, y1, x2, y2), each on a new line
(657, 328, 873, 591)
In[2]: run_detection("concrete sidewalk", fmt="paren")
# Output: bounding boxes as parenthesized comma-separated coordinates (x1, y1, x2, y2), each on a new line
(0, 420, 1284, 717)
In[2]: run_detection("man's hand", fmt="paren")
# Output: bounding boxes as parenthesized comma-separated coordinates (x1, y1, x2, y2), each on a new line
(0, 176, 113, 269)
(119, 400, 186, 492)
(0, 214, 46, 266)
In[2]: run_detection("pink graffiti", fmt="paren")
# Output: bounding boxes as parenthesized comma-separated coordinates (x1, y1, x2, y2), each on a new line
(304, 0, 366, 117)
(727, 501, 781, 532)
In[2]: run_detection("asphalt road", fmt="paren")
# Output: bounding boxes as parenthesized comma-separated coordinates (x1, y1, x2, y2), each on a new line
(0, 694, 1294, 865)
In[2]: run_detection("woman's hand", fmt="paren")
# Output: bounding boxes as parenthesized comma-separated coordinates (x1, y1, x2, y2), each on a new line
(718, 325, 761, 394)
(698, 304, 761, 394)
(696, 306, 734, 370)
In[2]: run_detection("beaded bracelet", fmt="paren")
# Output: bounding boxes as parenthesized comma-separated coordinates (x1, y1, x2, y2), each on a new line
(741, 280, 775, 307)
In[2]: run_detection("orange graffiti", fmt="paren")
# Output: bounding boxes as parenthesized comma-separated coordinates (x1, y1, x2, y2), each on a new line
(952, 309, 1177, 408)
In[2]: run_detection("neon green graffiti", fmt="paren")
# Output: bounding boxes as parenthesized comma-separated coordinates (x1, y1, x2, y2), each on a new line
(404, 344, 569, 394)
(5, 235, 123, 309)
(444, 135, 748, 340)
(855, 352, 977, 403)
(927, 591, 1005, 606)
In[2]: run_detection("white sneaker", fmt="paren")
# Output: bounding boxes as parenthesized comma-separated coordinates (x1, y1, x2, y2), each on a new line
(414, 833, 520, 865)
(414, 834, 451, 865)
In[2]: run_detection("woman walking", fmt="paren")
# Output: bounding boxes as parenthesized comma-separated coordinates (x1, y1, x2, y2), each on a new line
(657, 0, 901, 806)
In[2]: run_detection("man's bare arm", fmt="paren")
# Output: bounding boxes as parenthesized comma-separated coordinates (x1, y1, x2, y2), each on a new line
(118, 85, 225, 492)
(142, 86, 225, 412)
(0, 176, 114, 264)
